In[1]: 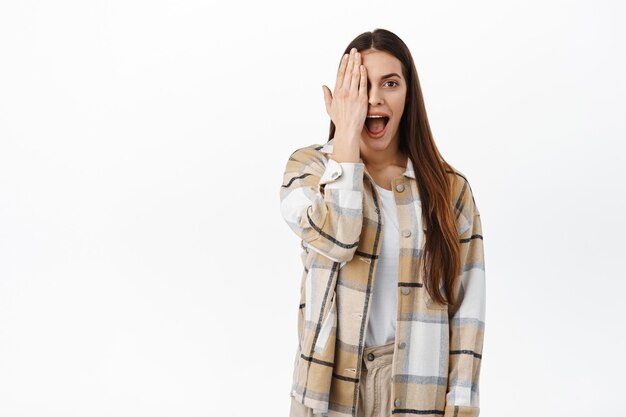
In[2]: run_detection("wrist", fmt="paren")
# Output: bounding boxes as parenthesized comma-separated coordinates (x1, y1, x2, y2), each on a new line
(334, 129, 362, 143)
(332, 130, 361, 162)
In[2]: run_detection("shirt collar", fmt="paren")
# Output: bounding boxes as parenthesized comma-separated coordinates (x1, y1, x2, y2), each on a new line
(319, 138, 416, 179)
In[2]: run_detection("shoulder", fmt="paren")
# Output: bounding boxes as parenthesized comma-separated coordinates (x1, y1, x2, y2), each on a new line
(288, 141, 328, 159)
(285, 142, 330, 171)
(446, 163, 479, 212)
(446, 163, 481, 235)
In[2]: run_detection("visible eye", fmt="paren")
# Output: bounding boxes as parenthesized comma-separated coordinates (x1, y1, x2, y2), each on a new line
(384, 81, 399, 87)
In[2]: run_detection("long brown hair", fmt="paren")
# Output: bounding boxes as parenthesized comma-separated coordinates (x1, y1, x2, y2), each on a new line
(327, 28, 461, 307)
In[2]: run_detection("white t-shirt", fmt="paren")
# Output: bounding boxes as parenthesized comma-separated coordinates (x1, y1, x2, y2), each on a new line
(365, 183, 400, 347)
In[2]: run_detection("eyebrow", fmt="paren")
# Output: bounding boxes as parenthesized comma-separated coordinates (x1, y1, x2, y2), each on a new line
(373, 72, 403, 80)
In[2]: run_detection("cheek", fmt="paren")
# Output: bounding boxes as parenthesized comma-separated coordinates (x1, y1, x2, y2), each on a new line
(393, 102, 406, 121)
(391, 93, 406, 120)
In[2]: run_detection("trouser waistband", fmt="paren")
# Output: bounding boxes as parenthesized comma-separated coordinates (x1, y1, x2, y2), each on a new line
(361, 340, 395, 371)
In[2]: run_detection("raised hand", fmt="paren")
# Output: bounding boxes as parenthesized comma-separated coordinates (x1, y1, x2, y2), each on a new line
(322, 47, 368, 162)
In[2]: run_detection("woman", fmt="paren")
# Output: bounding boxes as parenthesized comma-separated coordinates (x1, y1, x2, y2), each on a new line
(280, 28, 486, 417)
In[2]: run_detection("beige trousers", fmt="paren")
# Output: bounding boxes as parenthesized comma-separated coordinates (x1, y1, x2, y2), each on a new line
(289, 340, 395, 417)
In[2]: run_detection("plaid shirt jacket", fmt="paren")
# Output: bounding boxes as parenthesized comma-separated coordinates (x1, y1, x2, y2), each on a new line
(279, 138, 486, 417)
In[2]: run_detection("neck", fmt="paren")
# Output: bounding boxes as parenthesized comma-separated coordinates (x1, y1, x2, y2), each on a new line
(360, 138, 407, 171)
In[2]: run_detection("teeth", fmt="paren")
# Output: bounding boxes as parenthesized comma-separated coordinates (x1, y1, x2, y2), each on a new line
(366, 115, 386, 118)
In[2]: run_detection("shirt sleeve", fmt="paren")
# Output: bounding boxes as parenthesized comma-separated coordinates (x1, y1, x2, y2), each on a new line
(444, 183, 486, 417)
(279, 146, 365, 263)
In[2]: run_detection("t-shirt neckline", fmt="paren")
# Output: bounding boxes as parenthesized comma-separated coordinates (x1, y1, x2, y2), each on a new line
(374, 183, 394, 194)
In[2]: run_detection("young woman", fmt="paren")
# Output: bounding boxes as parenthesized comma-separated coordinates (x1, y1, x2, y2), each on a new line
(280, 28, 486, 417)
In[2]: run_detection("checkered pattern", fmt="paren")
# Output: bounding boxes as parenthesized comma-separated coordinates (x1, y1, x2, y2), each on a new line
(280, 138, 486, 417)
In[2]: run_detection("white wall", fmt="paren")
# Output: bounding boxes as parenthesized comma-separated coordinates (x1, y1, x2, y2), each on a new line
(1, 1, 624, 416)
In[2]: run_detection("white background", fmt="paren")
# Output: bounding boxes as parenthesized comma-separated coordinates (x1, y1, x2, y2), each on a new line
(1, 1, 624, 416)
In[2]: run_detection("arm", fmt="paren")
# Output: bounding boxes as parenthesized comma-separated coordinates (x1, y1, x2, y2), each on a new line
(444, 184, 486, 417)
(279, 145, 365, 263)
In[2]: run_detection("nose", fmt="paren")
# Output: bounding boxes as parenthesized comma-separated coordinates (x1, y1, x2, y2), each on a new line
(368, 86, 383, 106)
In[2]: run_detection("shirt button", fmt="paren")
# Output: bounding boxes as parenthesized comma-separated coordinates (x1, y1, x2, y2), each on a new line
(367, 353, 375, 361)
(395, 184, 405, 192)
(394, 399, 401, 407)
(401, 287, 410, 295)
(402, 229, 411, 237)
(398, 341, 406, 349)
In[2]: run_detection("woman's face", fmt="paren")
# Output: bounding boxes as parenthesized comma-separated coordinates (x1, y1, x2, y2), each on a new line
(359, 48, 407, 153)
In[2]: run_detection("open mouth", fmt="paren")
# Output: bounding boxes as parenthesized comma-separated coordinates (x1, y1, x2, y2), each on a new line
(365, 116, 389, 136)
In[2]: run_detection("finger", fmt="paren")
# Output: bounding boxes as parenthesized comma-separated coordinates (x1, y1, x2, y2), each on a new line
(322, 85, 332, 115)
(358, 65, 367, 98)
(342, 48, 356, 90)
(335, 54, 348, 92)
(350, 51, 361, 93)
